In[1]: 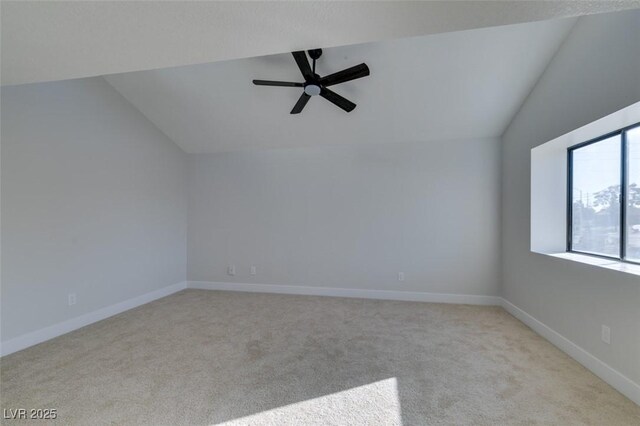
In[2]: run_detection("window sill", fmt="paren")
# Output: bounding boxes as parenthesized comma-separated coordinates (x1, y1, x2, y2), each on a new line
(545, 252, 640, 277)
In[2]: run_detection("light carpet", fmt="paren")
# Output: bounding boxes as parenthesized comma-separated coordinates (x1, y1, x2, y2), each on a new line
(1, 289, 639, 425)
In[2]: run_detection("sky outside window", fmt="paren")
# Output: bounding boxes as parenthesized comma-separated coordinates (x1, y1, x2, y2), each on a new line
(571, 135, 621, 257)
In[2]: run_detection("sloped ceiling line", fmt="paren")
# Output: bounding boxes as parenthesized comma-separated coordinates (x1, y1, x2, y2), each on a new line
(2, 1, 639, 86)
(498, 17, 579, 138)
(105, 18, 578, 153)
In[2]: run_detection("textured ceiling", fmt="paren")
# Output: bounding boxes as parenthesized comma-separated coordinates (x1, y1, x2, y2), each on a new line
(105, 18, 577, 153)
(2, 1, 638, 86)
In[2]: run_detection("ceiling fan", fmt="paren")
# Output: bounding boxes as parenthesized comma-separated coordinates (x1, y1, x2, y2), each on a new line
(253, 49, 370, 114)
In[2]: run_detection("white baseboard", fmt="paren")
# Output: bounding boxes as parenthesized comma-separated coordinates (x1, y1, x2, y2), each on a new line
(187, 281, 502, 305)
(189, 281, 638, 405)
(500, 298, 640, 406)
(3, 279, 636, 406)
(0, 281, 188, 357)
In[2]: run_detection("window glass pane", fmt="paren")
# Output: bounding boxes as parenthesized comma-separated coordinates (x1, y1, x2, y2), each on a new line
(626, 127, 640, 262)
(571, 135, 621, 257)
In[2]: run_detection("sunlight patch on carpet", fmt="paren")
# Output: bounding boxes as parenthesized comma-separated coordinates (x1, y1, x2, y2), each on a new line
(215, 378, 402, 425)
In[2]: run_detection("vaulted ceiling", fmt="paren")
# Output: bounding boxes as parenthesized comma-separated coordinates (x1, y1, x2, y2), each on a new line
(105, 18, 576, 153)
(3, 2, 638, 153)
(2, 1, 637, 86)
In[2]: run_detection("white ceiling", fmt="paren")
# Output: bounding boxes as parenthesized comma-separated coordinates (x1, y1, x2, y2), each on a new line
(105, 18, 577, 153)
(2, 1, 638, 86)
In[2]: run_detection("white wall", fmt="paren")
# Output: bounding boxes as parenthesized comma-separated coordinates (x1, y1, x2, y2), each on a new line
(1, 77, 188, 342)
(188, 138, 501, 296)
(502, 9, 640, 386)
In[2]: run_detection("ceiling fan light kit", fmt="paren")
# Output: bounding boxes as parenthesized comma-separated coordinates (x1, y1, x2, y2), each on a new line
(253, 49, 370, 114)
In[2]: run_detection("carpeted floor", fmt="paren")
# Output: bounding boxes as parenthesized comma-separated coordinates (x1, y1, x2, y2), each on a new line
(1, 289, 639, 425)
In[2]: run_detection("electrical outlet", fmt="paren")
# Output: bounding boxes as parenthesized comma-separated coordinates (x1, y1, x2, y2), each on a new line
(398, 272, 405, 282)
(227, 265, 236, 276)
(250, 265, 257, 276)
(68, 293, 77, 306)
(601, 325, 611, 344)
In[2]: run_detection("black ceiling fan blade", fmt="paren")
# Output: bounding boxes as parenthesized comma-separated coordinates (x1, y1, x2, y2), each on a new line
(290, 93, 311, 114)
(319, 63, 370, 87)
(320, 87, 356, 112)
(253, 80, 304, 87)
(292, 51, 313, 80)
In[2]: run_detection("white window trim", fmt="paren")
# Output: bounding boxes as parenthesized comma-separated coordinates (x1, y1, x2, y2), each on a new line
(530, 101, 640, 277)
(546, 252, 640, 277)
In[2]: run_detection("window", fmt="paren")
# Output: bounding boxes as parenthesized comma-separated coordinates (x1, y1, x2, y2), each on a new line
(627, 126, 640, 262)
(568, 123, 640, 264)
